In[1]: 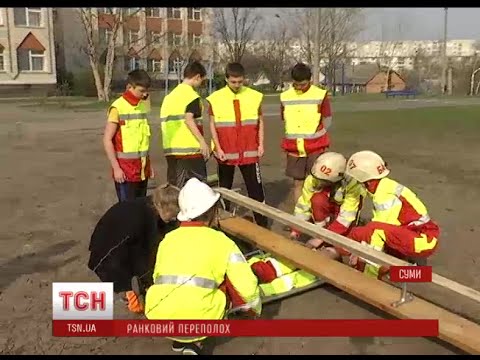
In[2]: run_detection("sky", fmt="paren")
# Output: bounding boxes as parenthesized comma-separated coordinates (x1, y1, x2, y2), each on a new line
(258, 8, 480, 41)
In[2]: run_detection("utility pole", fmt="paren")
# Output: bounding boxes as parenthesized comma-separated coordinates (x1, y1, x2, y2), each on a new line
(441, 7, 448, 95)
(313, 8, 321, 85)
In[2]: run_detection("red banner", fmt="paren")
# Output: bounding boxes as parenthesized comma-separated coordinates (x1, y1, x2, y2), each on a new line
(52, 319, 439, 337)
(390, 266, 433, 283)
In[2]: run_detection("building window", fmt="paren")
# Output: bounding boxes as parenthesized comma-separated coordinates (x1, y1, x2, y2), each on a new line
(168, 33, 183, 47)
(129, 30, 139, 44)
(125, 57, 140, 71)
(124, 8, 140, 16)
(0, 9, 4, 26)
(148, 31, 162, 44)
(97, 8, 115, 14)
(99, 28, 113, 44)
(147, 58, 163, 72)
(166, 8, 182, 19)
(145, 8, 161, 18)
(187, 8, 201, 21)
(188, 33, 201, 47)
(168, 58, 183, 73)
(14, 8, 42, 27)
(0, 48, 4, 71)
(17, 49, 45, 71)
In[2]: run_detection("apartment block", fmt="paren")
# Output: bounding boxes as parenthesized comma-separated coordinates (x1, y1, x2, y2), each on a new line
(54, 7, 213, 86)
(0, 7, 57, 95)
(217, 39, 480, 75)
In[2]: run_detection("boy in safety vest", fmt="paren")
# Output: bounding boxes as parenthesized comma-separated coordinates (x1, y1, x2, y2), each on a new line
(345, 150, 440, 279)
(280, 63, 333, 216)
(160, 61, 210, 188)
(207, 62, 268, 228)
(103, 69, 153, 202)
(145, 178, 261, 355)
(289, 152, 366, 258)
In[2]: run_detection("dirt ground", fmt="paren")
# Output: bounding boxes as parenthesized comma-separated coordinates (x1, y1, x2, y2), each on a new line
(1, 99, 480, 355)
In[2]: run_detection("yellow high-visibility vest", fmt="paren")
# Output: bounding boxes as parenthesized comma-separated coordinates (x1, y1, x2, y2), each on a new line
(207, 86, 263, 163)
(369, 177, 438, 254)
(145, 224, 261, 342)
(109, 96, 150, 180)
(280, 85, 327, 157)
(294, 175, 365, 229)
(160, 83, 204, 156)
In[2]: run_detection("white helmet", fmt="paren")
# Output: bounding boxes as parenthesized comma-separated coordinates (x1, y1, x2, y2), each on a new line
(177, 178, 221, 222)
(311, 152, 346, 183)
(345, 150, 390, 183)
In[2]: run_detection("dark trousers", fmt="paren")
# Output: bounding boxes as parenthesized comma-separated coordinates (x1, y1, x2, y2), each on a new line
(115, 180, 148, 202)
(218, 162, 269, 228)
(166, 156, 207, 188)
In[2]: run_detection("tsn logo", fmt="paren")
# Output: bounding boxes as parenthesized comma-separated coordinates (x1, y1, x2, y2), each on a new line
(52, 282, 114, 320)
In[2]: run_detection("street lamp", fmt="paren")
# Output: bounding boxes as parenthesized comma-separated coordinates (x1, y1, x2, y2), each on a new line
(441, 7, 448, 95)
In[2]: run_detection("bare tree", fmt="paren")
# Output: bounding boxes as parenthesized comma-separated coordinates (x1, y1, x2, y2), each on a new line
(77, 8, 121, 101)
(322, 8, 364, 93)
(213, 8, 261, 63)
(166, 35, 202, 83)
(241, 51, 264, 83)
(77, 7, 164, 102)
(293, 9, 328, 65)
(258, 23, 295, 91)
(377, 19, 409, 91)
(469, 41, 480, 95)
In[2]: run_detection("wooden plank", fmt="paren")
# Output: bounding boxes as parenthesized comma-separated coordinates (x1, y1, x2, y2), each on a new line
(218, 216, 480, 355)
(215, 188, 480, 304)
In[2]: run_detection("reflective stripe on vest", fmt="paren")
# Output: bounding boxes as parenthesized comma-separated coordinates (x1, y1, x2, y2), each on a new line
(163, 147, 202, 155)
(160, 83, 203, 156)
(214, 118, 258, 128)
(154, 275, 217, 290)
(284, 128, 327, 139)
(118, 113, 149, 121)
(229, 252, 247, 263)
(360, 230, 385, 278)
(116, 150, 149, 159)
(281, 99, 322, 106)
(223, 151, 259, 160)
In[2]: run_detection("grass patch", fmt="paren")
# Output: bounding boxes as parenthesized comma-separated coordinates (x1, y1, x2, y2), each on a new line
(331, 105, 480, 150)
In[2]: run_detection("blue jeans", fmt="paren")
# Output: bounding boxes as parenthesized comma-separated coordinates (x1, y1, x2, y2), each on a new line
(115, 180, 148, 202)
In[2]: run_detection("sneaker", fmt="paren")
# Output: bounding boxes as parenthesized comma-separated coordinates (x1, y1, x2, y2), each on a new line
(182, 343, 203, 355)
(131, 276, 145, 308)
(171, 341, 185, 352)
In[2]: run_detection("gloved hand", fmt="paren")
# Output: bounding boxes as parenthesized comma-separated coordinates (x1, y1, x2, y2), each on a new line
(250, 261, 277, 283)
(126, 291, 144, 314)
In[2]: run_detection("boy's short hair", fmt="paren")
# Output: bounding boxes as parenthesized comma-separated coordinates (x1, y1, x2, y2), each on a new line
(291, 63, 312, 82)
(183, 61, 207, 79)
(225, 62, 245, 78)
(127, 69, 151, 88)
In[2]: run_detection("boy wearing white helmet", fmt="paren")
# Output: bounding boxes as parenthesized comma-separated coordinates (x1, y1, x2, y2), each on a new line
(291, 152, 366, 253)
(145, 178, 261, 355)
(344, 150, 439, 277)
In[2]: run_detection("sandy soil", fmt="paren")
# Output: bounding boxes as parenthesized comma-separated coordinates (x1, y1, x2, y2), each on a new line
(1, 101, 479, 355)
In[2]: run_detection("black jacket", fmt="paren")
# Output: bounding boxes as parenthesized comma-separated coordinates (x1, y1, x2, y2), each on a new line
(88, 196, 178, 292)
